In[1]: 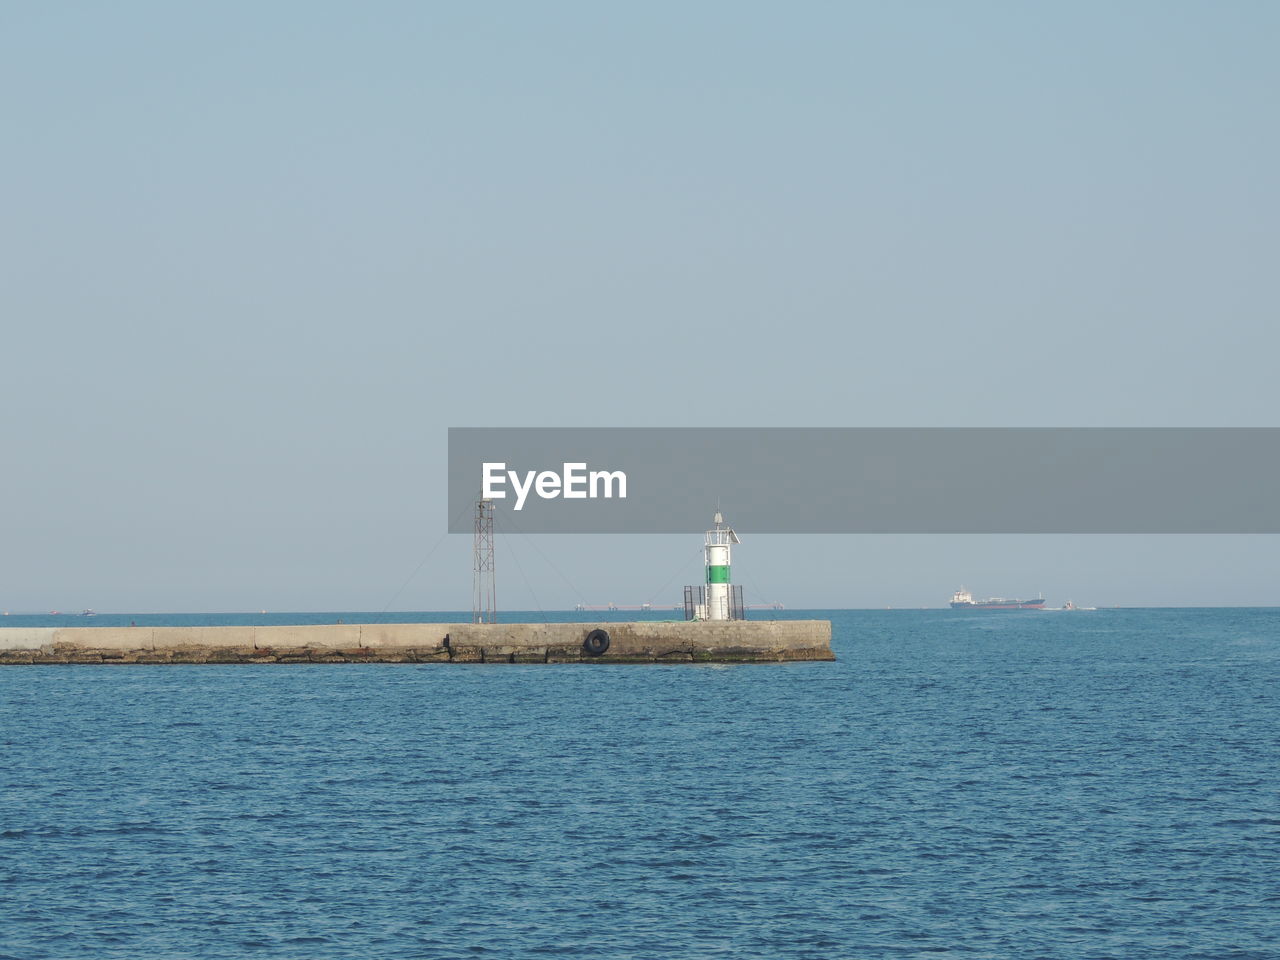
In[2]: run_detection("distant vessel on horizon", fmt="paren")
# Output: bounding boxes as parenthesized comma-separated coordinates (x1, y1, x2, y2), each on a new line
(950, 588, 1045, 610)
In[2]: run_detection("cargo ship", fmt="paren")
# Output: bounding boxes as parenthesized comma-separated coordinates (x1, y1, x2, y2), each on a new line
(950, 588, 1045, 610)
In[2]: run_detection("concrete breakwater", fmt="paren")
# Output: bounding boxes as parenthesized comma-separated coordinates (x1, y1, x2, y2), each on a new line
(0, 620, 833, 664)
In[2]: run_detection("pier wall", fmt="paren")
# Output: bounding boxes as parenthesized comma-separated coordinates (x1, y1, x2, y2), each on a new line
(0, 620, 833, 664)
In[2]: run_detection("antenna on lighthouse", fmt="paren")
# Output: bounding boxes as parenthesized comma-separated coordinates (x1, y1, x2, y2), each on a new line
(472, 498, 496, 624)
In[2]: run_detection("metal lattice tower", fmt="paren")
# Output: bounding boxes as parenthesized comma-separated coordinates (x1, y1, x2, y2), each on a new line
(472, 498, 496, 624)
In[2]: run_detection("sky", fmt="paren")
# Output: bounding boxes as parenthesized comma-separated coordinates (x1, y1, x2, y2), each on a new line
(3, 2, 1278, 612)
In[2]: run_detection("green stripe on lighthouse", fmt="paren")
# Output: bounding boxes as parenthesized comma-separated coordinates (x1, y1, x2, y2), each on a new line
(707, 565, 731, 584)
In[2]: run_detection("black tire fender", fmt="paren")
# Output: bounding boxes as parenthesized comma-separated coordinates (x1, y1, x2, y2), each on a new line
(583, 628, 611, 656)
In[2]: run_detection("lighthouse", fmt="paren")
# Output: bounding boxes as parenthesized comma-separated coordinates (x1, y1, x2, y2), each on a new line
(682, 513, 746, 621)
(702, 512, 743, 620)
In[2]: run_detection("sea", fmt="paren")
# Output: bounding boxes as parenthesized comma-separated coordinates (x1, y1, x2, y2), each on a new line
(1, 608, 1277, 959)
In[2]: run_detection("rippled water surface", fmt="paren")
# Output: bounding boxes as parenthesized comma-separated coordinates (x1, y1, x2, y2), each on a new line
(2, 609, 1278, 959)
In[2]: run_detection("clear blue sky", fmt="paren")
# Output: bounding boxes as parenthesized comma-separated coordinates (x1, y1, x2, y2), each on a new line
(3, 2, 1278, 611)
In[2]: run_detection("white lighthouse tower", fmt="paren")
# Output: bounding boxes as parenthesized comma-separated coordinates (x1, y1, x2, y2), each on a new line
(703, 512, 741, 620)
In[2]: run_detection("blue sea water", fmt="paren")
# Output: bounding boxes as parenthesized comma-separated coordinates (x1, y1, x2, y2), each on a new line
(2, 608, 1278, 959)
